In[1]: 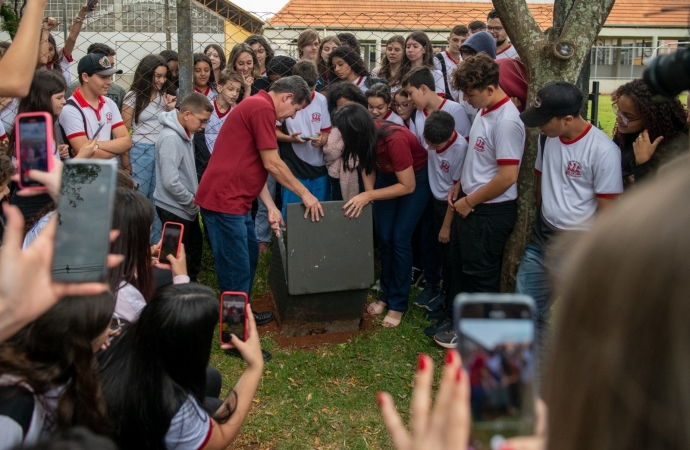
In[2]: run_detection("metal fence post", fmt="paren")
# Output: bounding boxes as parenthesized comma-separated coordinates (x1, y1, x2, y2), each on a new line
(177, 0, 194, 99)
(62, 0, 68, 44)
(589, 81, 599, 126)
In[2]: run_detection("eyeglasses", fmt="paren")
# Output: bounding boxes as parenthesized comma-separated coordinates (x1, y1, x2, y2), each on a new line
(191, 113, 209, 125)
(395, 102, 411, 109)
(611, 102, 642, 126)
(486, 26, 504, 32)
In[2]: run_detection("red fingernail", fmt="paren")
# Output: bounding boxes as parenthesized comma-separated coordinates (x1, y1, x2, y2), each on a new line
(499, 445, 515, 450)
(445, 349, 455, 365)
(418, 354, 426, 371)
(456, 368, 462, 382)
(376, 392, 384, 406)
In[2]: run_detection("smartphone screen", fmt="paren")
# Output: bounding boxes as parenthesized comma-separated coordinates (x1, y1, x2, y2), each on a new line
(220, 293, 246, 344)
(158, 223, 183, 264)
(18, 115, 49, 187)
(455, 294, 536, 450)
(52, 161, 116, 282)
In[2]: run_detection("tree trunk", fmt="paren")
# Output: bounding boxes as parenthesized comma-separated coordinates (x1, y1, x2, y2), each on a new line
(492, 0, 615, 291)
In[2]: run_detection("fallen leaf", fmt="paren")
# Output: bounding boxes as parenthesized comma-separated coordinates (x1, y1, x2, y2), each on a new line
(307, 393, 313, 401)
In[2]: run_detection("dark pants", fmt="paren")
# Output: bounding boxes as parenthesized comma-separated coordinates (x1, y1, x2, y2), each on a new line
(156, 207, 203, 282)
(418, 198, 442, 288)
(449, 200, 517, 297)
(373, 166, 431, 313)
(431, 199, 452, 296)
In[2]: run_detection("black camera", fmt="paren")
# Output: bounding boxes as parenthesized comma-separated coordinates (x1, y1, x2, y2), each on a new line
(643, 46, 690, 99)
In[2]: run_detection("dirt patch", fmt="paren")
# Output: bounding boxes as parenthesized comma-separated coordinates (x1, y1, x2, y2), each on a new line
(251, 291, 376, 350)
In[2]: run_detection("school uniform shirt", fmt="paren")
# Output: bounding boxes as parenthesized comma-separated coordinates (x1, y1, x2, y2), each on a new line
(427, 130, 467, 201)
(411, 99, 472, 145)
(460, 98, 479, 124)
(431, 68, 447, 97)
(496, 44, 519, 60)
(461, 96, 525, 203)
(45, 49, 73, 84)
(123, 91, 167, 145)
(59, 87, 125, 143)
(0, 120, 6, 141)
(278, 91, 332, 179)
(196, 90, 278, 215)
(164, 395, 212, 450)
(381, 110, 405, 126)
(205, 100, 233, 154)
(194, 86, 219, 102)
(0, 98, 18, 133)
(434, 50, 460, 101)
(531, 124, 623, 249)
(354, 76, 370, 94)
(374, 122, 427, 174)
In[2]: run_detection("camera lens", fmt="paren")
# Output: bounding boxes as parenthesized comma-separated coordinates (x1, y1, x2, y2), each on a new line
(643, 47, 690, 99)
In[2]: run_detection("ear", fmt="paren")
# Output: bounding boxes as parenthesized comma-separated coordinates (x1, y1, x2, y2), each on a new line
(81, 72, 89, 84)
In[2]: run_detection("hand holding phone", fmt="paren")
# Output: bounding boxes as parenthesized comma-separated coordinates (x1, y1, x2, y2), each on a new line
(158, 222, 184, 266)
(220, 292, 248, 347)
(15, 112, 54, 190)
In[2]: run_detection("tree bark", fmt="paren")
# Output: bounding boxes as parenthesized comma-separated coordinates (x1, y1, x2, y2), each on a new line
(492, 0, 616, 292)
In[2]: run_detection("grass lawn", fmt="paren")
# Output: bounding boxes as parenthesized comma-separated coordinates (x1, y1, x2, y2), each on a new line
(199, 244, 445, 449)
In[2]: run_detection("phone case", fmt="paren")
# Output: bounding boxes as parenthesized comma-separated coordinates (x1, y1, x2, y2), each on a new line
(219, 291, 249, 346)
(15, 112, 54, 190)
(157, 222, 185, 265)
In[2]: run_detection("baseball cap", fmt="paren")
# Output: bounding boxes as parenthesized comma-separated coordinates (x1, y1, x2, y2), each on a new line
(519, 81, 583, 127)
(77, 53, 123, 77)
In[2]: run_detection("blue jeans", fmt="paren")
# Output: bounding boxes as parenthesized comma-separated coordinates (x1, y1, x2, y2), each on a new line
(130, 141, 161, 244)
(515, 243, 551, 326)
(254, 174, 276, 243)
(373, 165, 431, 313)
(201, 209, 259, 297)
(281, 175, 328, 219)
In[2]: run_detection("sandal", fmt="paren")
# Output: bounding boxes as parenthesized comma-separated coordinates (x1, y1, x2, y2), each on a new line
(382, 313, 402, 328)
(367, 302, 386, 316)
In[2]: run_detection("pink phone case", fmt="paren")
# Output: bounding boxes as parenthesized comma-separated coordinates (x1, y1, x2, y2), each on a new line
(158, 222, 185, 265)
(219, 291, 249, 346)
(15, 112, 54, 190)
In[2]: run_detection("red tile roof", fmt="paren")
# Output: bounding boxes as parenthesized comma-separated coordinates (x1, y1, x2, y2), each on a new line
(267, 0, 690, 28)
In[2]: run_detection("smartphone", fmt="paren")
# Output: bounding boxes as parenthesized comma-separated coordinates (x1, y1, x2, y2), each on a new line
(454, 293, 537, 450)
(220, 292, 248, 346)
(93, 122, 106, 138)
(158, 222, 184, 265)
(15, 112, 54, 189)
(86, 0, 99, 11)
(52, 160, 117, 282)
(299, 135, 319, 140)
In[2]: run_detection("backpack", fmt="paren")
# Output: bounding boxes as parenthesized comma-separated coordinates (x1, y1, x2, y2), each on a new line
(435, 53, 454, 100)
(57, 99, 87, 158)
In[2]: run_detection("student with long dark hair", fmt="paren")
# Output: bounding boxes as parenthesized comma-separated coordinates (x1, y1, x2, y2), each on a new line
(399, 32, 446, 97)
(366, 82, 404, 125)
(100, 283, 265, 449)
(0, 292, 115, 448)
(204, 44, 226, 87)
(329, 46, 371, 93)
(159, 49, 179, 87)
(244, 35, 274, 77)
(338, 104, 430, 327)
(192, 53, 218, 101)
(41, 2, 94, 84)
(371, 35, 405, 92)
(122, 54, 177, 244)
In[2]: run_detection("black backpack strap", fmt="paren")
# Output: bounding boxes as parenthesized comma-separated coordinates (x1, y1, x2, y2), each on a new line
(0, 385, 35, 438)
(538, 133, 547, 166)
(59, 99, 88, 157)
(435, 53, 453, 100)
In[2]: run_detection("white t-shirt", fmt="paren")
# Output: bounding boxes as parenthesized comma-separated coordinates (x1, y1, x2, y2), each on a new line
(427, 130, 467, 201)
(354, 76, 370, 94)
(0, 98, 18, 133)
(461, 96, 525, 203)
(282, 91, 332, 166)
(496, 44, 519, 60)
(535, 124, 623, 230)
(205, 100, 233, 154)
(460, 98, 479, 124)
(0, 120, 6, 141)
(123, 91, 167, 145)
(164, 395, 212, 450)
(434, 51, 461, 101)
(194, 86, 219, 102)
(411, 99, 472, 144)
(381, 109, 405, 126)
(45, 49, 74, 84)
(59, 88, 125, 145)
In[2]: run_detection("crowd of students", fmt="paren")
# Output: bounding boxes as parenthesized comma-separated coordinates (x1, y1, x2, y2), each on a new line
(0, 0, 689, 448)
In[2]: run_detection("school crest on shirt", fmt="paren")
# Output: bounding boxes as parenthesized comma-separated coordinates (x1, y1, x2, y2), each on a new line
(106, 112, 113, 123)
(440, 160, 450, 173)
(565, 161, 583, 178)
(474, 137, 486, 153)
(311, 112, 321, 123)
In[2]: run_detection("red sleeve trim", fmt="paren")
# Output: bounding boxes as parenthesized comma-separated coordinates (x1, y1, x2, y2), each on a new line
(62, 48, 74, 63)
(534, 169, 542, 175)
(111, 121, 125, 130)
(0, 133, 6, 141)
(452, 180, 459, 184)
(197, 419, 213, 450)
(497, 159, 520, 166)
(275, 125, 282, 130)
(596, 193, 620, 199)
(320, 126, 332, 133)
(66, 131, 87, 140)
(437, 93, 446, 98)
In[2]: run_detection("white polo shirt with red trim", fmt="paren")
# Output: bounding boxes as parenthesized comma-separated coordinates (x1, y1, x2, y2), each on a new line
(496, 44, 519, 60)
(434, 50, 461, 101)
(354, 76, 370, 94)
(461, 96, 525, 203)
(0, 98, 19, 133)
(279, 91, 332, 167)
(427, 130, 468, 201)
(59, 88, 124, 144)
(382, 109, 405, 126)
(46, 49, 74, 84)
(194, 86, 219, 102)
(0, 120, 6, 141)
(535, 123, 622, 230)
(164, 395, 212, 450)
(412, 98, 472, 145)
(205, 100, 233, 153)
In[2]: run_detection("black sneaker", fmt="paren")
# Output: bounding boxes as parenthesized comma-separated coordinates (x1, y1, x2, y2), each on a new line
(411, 267, 423, 286)
(224, 347, 273, 362)
(425, 308, 447, 321)
(424, 317, 453, 338)
(413, 285, 441, 309)
(253, 310, 275, 326)
(434, 330, 458, 349)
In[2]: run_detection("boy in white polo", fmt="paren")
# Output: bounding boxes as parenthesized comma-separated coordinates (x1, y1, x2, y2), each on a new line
(59, 53, 132, 159)
(516, 81, 622, 331)
(434, 53, 525, 349)
(434, 25, 468, 102)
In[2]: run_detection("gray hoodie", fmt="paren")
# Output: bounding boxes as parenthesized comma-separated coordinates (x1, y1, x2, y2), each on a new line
(153, 110, 200, 220)
(461, 31, 497, 60)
